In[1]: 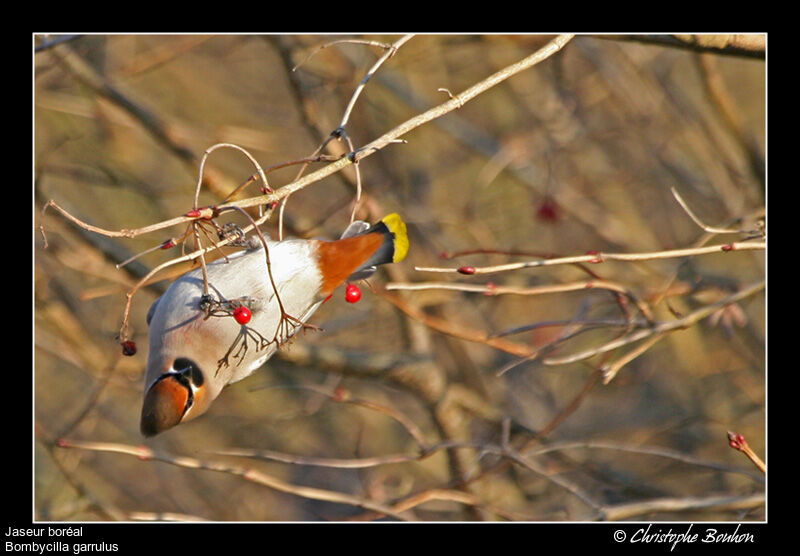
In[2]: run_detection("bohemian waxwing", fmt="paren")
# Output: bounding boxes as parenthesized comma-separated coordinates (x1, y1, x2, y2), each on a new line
(140, 214, 409, 436)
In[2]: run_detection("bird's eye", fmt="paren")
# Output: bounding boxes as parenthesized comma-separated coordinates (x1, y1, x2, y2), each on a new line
(174, 357, 205, 387)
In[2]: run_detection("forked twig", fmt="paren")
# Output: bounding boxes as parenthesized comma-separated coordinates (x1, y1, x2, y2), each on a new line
(280, 35, 414, 237)
(292, 38, 398, 72)
(671, 187, 761, 236)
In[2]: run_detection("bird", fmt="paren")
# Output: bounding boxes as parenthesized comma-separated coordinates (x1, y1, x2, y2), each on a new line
(140, 213, 408, 437)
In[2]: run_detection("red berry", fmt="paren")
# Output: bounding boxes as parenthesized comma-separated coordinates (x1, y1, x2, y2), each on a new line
(233, 306, 252, 325)
(345, 284, 362, 303)
(536, 198, 560, 222)
(457, 266, 476, 275)
(121, 340, 137, 356)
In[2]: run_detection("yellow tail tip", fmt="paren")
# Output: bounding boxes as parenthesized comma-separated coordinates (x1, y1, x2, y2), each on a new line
(382, 213, 409, 263)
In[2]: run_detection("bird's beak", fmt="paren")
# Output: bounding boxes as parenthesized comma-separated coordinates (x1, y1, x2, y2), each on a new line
(140, 374, 191, 437)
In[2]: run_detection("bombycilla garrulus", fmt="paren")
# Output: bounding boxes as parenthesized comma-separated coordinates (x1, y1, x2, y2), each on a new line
(140, 214, 408, 436)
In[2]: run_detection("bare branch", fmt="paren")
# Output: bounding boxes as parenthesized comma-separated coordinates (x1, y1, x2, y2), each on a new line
(595, 34, 766, 59)
(55, 438, 411, 521)
(602, 493, 765, 521)
(671, 187, 757, 235)
(415, 242, 766, 275)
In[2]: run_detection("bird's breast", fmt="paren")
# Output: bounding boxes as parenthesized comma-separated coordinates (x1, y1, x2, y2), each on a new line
(148, 240, 325, 386)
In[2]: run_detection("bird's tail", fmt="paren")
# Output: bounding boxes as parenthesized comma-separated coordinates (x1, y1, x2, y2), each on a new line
(315, 213, 408, 295)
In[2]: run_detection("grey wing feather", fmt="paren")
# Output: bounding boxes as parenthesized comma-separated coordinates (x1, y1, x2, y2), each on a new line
(146, 295, 162, 326)
(340, 221, 370, 239)
(348, 265, 378, 281)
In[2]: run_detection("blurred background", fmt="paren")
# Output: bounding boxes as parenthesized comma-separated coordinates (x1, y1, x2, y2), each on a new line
(34, 34, 765, 522)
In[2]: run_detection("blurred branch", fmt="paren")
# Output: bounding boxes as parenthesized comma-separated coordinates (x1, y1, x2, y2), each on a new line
(127, 511, 210, 522)
(46, 44, 196, 162)
(55, 438, 411, 521)
(274, 344, 446, 403)
(43, 43, 235, 200)
(602, 492, 765, 521)
(479, 442, 606, 518)
(694, 54, 766, 181)
(597, 34, 766, 59)
(35, 431, 126, 521)
(209, 439, 470, 470)
(527, 440, 765, 483)
(254, 382, 429, 447)
(35, 34, 83, 53)
(377, 288, 535, 358)
(543, 279, 764, 368)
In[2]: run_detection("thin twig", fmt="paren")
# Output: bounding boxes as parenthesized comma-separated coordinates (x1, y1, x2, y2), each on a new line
(338, 35, 413, 129)
(209, 439, 470, 470)
(415, 242, 765, 275)
(387, 279, 654, 322)
(671, 187, 755, 235)
(281, 35, 413, 236)
(292, 38, 397, 72)
(600, 332, 666, 384)
(596, 34, 766, 59)
(727, 431, 766, 474)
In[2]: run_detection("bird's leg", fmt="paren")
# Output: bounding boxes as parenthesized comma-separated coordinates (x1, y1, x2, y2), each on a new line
(272, 311, 322, 347)
(216, 325, 274, 375)
(256, 230, 321, 344)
